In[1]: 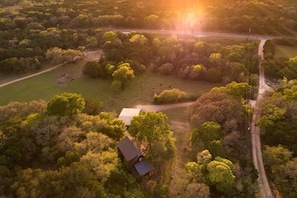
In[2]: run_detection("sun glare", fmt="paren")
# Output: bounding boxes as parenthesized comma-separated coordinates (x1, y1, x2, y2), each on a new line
(175, 9, 204, 32)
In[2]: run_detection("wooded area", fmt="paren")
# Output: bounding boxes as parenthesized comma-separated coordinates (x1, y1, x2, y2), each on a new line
(0, 93, 176, 197)
(0, 82, 257, 197)
(256, 78, 297, 197)
(1, 0, 297, 197)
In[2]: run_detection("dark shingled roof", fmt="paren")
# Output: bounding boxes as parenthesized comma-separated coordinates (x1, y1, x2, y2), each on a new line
(134, 160, 153, 176)
(118, 136, 141, 162)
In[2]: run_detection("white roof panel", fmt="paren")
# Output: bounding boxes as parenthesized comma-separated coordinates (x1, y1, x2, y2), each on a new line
(119, 108, 141, 125)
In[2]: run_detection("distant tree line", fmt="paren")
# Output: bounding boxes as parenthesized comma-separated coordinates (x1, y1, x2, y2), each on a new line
(1, 0, 297, 35)
(0, 27, 101, 73)
(83, 31, 259, 89)
(0, 0, 295, 75)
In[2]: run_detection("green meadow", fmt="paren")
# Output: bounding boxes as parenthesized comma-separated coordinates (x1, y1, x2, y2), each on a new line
(0, 61, 222, 112)
(0, 61, 112, 106)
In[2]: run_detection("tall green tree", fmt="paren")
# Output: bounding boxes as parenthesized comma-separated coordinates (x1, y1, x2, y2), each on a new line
(263, 145, 292, 175)
(129, 111, 176, 166)
(257, 104, 286, 128)
(191, 121, 224, 147)
(190, 89, 244, 130)
(47, 93, 85, 116)
(206, 157, 235, 194)
(111, 62, 135, 90)
(225, 81, 251, 99)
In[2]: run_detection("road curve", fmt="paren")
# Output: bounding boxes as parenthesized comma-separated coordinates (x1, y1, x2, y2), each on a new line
(252, 40, 274, 198)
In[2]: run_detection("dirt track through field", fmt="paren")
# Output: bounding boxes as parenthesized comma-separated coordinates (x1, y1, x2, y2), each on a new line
(135, 103, 193, 197)
(169, 121, 192, 197)
(0, 50, 102, 88)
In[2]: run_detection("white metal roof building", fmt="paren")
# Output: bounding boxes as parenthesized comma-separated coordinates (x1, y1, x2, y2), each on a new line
(118, 108, 141, 126)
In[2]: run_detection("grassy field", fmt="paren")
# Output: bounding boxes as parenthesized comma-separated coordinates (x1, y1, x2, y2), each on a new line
(0, 61, 222, 109)
(275, 45, 297, 58)
(0, 48, 222, 112)
(105, 73, 222, 112)
(0, 54, 113, 105)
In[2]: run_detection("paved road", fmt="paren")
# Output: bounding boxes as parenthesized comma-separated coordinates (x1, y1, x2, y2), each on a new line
(112, 28, 278, 40)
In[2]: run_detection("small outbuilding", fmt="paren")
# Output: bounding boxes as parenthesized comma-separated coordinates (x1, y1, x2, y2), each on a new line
(118, 108, 141, 126)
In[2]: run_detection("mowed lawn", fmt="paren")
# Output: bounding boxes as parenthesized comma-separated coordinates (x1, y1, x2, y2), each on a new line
(105, 73, 222, 112)
(0, 60, 112, 105)
(0, 58, 222, 111)
(275, 45, 297, 58)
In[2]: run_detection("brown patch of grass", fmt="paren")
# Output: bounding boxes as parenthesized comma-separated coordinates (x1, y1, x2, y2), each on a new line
(159, 106, 194, 197)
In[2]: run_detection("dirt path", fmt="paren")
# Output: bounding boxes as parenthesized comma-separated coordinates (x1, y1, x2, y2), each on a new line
(134, 103, 193, 196)
(251, 40, 274, 198)
(134, 101, 194, 112)
(0, 63, 65, 88)
(0, 50, 102, 88)
(168, 121, 192, 197)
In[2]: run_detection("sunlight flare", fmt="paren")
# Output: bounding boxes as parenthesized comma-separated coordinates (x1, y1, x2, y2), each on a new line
(175, 8, 204, 32)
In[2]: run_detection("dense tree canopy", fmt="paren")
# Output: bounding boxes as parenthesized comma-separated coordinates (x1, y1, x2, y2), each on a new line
(2, 0, 297, 197)
(257, 81, 297, 154)
(257, 79, 297, 197)
(206, 157, 235, 194)
(2, 0, 297, 35)
(191, 121, 224, 148)
(129, 111, 176, 166)
(187, 81, 256, 197)
(189, 87, 246, 129)
(184, 149, 236, 197)
(0, 95, 151, 197)
(47, 92, 85, 116)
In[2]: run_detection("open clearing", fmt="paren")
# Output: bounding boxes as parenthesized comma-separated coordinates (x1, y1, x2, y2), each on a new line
(162, 106, 193, 197)
(0, 52, 222, 110)
(275, 45, 297, 58)
(0, 50, 112, 105)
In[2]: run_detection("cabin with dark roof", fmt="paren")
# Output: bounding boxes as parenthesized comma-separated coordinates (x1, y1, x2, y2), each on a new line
(118, 136, 153, 176)
(133, 159, 154, 176)
(118, 136, 141, 165)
